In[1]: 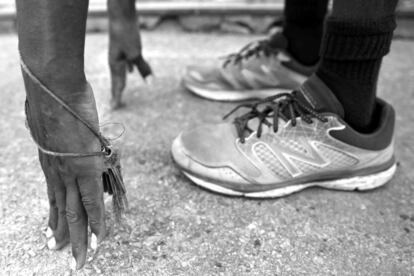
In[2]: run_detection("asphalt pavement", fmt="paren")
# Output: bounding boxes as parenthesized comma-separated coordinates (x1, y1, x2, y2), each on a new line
(0, 31, 413, 275)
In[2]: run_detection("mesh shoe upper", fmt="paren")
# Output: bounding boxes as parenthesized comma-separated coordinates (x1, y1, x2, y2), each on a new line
(172, 75, 395, 190)
(183, 33, 315, 95)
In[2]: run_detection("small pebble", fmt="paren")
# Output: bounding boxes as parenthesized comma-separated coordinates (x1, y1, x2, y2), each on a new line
(93, 265, 102, 274)
(27, 250, 36, 257)
(400, 214, 409, 220)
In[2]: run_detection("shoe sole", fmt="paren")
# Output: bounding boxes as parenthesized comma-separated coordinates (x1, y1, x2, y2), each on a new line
(181, 163, 397, 198)
(184, 81, 291, 102)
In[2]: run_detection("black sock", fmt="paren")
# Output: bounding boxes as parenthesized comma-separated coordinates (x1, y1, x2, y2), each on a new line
(282, 0, 329, 66)
(316, 0, 398, 133)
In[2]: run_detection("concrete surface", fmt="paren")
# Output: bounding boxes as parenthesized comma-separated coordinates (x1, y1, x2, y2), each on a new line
(0, 31, 414, 275)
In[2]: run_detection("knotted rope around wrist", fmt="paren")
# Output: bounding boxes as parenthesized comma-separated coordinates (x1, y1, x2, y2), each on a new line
(20, 58, 128, 221)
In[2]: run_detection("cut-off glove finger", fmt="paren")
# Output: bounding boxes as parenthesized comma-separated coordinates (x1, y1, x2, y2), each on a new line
(128, 54, 152, 79)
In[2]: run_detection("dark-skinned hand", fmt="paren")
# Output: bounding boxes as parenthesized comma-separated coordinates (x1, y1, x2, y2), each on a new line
(109, 14, 153, 109)
(24, 78, 106, 270)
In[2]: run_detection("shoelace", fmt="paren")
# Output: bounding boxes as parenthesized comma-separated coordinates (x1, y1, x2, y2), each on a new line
(223, 92, 328, 143)
(222, 39, 280, 67)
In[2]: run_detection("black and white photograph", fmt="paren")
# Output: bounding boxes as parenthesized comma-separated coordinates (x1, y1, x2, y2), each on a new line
(0, 0, 413, 274)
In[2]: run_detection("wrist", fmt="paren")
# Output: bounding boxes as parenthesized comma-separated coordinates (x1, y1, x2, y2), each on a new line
(108, 0, 136, 21)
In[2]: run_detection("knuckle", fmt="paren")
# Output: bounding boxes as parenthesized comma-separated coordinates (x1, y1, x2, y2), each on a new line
(89, 218, 101, 228)
(82, 196, 100, 211)
(65, 208, 81, 224)
(64, 157, 103, 176)
(110, 55, 125, 66)
(59, 209, 66, 217)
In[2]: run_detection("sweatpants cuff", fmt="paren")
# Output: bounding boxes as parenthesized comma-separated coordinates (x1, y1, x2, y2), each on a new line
(320, 15, 396, 60)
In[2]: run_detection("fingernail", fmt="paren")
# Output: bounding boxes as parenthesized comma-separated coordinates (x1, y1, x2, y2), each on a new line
(91, 233, 97, 251)
(47, 237, 56, 250)
(146, 75, 155, 85)
(70, 257, 77, 270)
(45, 227, 53, 238)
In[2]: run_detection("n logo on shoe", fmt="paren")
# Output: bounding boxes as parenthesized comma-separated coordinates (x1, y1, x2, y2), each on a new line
(254, 139, 331, 177)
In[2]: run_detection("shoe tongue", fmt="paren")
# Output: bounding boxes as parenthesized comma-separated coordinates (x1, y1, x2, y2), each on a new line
(235, 75, 344, 138)
(296, 75, 345, 118)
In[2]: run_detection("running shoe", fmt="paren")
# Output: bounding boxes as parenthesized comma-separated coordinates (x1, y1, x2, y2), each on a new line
(172, 75, 396, 197)
(182, 33, 316, 101)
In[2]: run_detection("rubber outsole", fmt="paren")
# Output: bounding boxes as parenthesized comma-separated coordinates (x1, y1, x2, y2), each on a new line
(181, 163, 397, 198)
(184, 81, 291, 101)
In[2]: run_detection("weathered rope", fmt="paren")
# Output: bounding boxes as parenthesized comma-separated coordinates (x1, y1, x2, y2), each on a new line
(99, 122, 126, 142)
(21, 57, 128, 219)
(20, 57, 111, 158)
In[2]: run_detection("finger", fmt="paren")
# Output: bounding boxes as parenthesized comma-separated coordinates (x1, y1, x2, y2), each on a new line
(39, 152, 58, 232)
(77, 175, 106, 250)
(130, 55, 152, 79)
(109, 51, 127, 109)
(39, 154, 69, 249)
(64, 175, 88, 270)
(51, 171, 70, 250)
(145, 75, 155, 86)
(127, 62, 133, 73)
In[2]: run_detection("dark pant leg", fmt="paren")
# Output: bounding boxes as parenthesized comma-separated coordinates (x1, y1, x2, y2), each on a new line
(282, 0, 329, 65)
(316, 0, 399, 132)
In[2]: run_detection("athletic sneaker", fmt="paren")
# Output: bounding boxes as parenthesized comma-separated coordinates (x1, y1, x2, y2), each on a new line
(172, 75, 396, 198)
(182, 33, 316, 101)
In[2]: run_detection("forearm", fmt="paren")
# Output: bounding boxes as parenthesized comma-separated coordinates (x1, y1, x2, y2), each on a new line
(107, 0, 142, 59)
(108, 0, 136, 21)
(16, 0, 99, 153)
(16, 0, 89, 97)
